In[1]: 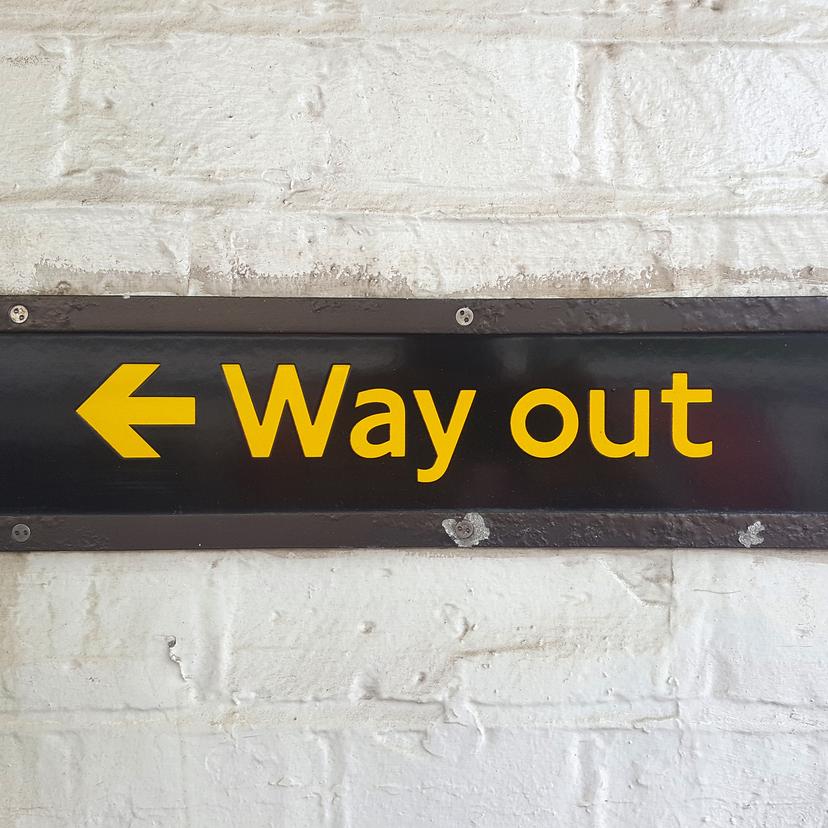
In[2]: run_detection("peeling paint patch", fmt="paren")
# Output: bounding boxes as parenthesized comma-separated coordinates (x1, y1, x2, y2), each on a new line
(166, 634, 188, 682)
(738, 520, 766, 548)
(442, 512, 490, 548)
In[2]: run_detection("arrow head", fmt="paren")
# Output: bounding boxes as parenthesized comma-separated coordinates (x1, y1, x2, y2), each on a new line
(76, 364, 196, 458)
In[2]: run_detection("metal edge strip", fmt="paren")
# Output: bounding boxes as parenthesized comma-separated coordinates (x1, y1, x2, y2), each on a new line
(0, 512, 822, 551)
(3, 295, 828, 334)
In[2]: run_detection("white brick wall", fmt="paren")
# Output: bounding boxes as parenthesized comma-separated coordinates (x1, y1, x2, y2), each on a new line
(1, 1, 827, 825)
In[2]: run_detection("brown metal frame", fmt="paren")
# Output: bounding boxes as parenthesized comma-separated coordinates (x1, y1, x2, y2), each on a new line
(4, 295, 828, 335)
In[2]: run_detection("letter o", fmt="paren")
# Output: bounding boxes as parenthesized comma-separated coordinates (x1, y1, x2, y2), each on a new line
(510, 389, 579, 458)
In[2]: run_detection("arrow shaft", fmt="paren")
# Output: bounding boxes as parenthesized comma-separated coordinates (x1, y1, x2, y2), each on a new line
(126, 397, 196, 426)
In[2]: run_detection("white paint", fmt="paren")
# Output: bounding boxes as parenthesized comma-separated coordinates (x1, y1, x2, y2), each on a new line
(1, 1, 827, 825)
(442, 512, 490, 547)
(738, 520, 766, 549)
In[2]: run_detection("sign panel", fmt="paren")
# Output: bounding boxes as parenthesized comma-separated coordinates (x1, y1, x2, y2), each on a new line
(2, 296, 828, 550)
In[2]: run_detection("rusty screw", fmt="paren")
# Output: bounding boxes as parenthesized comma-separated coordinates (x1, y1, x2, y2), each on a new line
(9, 304, 29, 325)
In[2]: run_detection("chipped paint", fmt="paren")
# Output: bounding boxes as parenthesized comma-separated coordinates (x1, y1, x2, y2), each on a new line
(442, 512, 491, 548)
(738, 520, 766, 549)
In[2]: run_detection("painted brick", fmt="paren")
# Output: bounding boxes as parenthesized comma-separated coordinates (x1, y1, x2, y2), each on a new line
(1, 552, 672, 710)
(592, 45, 828, 188)
(5, 208, 828, 299)
(343, 728, 587, 827)
(345, 727, 828, 827)
(191, 211, 828, 298)
(672, 551, 828, 706)
(0, 205, 190, 294)
(2, 1, 827, 42)
(215, 552, 672, 705)
(586, 730, 828, 827)
(189, 211, 684, 298)
(178, 729, 329, 826)
(0, 726, 328, 826)
(0, 38, 66, 192)
(68, 35, 578, 197)
(0, 553, 207, 711)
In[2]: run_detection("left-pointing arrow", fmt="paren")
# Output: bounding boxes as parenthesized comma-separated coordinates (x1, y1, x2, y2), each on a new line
(76, 364, 196, 458)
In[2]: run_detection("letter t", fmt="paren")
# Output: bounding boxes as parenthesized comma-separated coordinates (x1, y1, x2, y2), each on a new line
(661, 372, 713, 458)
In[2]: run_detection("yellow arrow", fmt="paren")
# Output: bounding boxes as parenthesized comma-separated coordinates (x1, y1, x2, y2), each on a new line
(76, 364, 196, 458)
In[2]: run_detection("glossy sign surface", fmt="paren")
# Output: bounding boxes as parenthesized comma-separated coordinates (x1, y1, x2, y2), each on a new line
(0, 330, 823, 517)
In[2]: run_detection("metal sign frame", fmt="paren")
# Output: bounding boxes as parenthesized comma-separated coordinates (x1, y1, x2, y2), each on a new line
(2, 294, 827, 551)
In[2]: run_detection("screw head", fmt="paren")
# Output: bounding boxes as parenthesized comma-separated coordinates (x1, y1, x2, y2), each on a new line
(11, 523, 30, 543)
(454, 519, 474, 540)
(455, 306, 474, 327)
(9, 304, 29, 325)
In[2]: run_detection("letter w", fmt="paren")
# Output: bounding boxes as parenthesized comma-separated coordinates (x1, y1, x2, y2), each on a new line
(222, 364, 350, 458)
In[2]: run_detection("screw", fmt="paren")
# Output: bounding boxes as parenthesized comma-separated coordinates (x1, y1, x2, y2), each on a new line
(455, 306, 474, 327)
(454, 519, 474, 540)
(11, 523, 30, 543)
(9, 304, 29, 325)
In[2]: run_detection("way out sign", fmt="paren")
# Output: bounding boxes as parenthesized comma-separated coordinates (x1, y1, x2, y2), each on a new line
(2, 296, 828, 551)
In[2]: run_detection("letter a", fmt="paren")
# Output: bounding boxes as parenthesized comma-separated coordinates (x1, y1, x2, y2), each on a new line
(350, 388, 406, 458)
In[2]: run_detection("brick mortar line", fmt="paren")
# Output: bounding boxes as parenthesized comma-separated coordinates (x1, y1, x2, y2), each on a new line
(1, 201, 827, 221)
(0, 699, 823, 727)
(0, 200, 825, 222)
(0, 23, 826, 44)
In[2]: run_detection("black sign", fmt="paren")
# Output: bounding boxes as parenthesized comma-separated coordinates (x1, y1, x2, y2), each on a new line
(2, 296, 828, 550)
